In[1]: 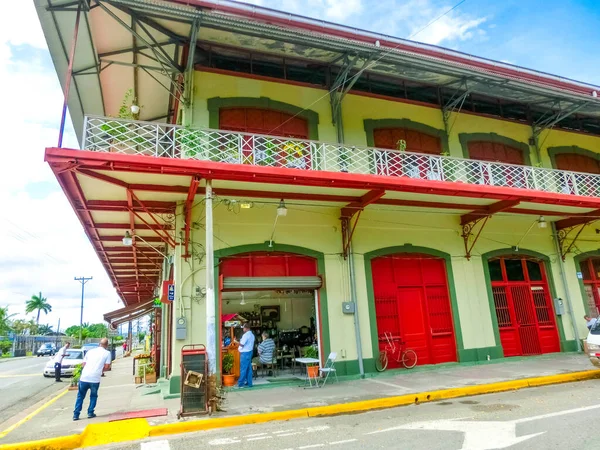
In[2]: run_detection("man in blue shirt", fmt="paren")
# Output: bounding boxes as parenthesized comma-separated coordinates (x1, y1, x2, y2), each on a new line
(237, 323, 255, 388)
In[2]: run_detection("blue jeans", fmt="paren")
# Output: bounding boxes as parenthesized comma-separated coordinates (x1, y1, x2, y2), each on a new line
(238, 351, 253, 388)
(73, 381, 100, 418)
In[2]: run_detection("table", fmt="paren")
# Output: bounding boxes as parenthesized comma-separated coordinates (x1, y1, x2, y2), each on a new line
(295, 357, 320, 388)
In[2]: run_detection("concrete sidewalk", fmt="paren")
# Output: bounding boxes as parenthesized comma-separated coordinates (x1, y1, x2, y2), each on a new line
(0, 352, 595, 446)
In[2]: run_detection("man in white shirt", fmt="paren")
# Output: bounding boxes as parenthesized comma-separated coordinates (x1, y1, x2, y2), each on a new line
(53, 342, 70, 382)
(236, 323, 255, 388)
(73, 338, 112, 421)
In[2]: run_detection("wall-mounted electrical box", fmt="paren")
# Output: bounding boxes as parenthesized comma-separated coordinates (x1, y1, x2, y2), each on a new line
(176, 317, 187, 340)
(342, 302, 355, 314)
(553, 298, 565, 316)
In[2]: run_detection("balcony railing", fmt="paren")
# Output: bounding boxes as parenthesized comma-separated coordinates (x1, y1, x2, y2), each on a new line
(83, 115, 600, 198)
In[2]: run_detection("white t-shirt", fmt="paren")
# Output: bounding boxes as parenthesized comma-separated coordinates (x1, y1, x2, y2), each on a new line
(80, 347, 112, 383)
(53, 346, 69, 364)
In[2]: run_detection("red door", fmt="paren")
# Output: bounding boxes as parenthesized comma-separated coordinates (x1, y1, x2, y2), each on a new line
(373, 128, 441, 178)
(467, 141, 525, 187)
(371, 254, 457, 366)
(219, 108, 311, 169)
(488, 257, 560, 357)
(579, 257, 600, 317)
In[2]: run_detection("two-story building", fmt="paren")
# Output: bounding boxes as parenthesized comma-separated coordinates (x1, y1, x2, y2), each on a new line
(37, 0, 600, 395)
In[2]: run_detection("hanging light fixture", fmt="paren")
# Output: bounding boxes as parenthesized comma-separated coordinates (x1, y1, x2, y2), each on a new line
(240, 201, 253, 209)
(277, 199, 288, 217)
(538, 216, 547, 229)
(122, 231, 133, 246)
(130, 98, 140, 116)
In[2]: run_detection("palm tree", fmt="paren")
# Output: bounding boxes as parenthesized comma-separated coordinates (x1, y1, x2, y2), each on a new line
(0, 306, 15, 336)
(25, 292, 52, 325)
(37, 324, 53, 335)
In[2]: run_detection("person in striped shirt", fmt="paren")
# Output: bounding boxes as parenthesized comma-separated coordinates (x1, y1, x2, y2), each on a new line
(258, 331, 276, 366)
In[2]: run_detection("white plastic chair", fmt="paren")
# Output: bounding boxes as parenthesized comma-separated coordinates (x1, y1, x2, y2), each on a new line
(319, 352, 338, 387)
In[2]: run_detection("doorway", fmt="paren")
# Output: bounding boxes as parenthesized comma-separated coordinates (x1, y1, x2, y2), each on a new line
(488, 256, 560, 357)
(371, 254, 457, 366)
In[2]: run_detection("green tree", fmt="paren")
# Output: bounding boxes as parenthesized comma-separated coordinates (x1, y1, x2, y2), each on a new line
(11, 319, 29, 335)
(37, 324, 53, 335)
(87, 323, 108, 338)
(25, 292, 52, 324)
(0, 340, 11, 355)
(65, 325, 90, 340)
(0, 306, 15, 336)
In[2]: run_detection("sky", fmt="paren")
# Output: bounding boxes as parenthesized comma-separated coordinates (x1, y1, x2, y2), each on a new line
(1, 0, 599, 330)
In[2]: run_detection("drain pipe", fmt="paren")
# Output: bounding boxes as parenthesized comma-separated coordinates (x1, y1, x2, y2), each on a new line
(551, 222, 582, 351)
(348, 240, 365, 378)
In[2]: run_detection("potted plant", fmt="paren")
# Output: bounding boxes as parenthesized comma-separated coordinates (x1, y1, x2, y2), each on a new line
(70, 364, 83, 391)
(303, 346, 319, 379)
(144, 363, 157, 384)
(222, 352, 235, 387)
(136, 357, 152, 384)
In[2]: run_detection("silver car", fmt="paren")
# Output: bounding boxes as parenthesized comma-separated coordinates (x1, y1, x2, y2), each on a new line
(43, 349, 84, 377)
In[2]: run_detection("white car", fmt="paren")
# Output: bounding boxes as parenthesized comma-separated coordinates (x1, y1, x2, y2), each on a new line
(43, 349, 84, 378)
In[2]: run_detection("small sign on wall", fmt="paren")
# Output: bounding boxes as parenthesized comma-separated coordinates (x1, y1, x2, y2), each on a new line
(577, 272, 583, 279)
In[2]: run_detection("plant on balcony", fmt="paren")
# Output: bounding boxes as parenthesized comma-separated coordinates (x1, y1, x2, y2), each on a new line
(396, 139, 407, 151)
(255, 138, 277, 166)
(100, 89, 147, 152)
(175, 126, 204, 159)
(283, 140, 306, 169)
(439, 151, 457, 182)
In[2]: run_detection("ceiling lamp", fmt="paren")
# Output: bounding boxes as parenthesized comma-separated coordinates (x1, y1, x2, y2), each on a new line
(277, 199, 287, 217)
(122, 231, 133, 246)
(537, 216, 547, 229)
(240, 201, 253, 209)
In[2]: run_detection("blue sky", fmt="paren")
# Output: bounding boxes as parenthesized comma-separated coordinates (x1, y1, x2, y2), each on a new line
(1, 0, 598, 329)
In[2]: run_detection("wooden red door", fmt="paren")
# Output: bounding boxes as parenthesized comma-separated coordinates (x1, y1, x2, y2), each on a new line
(219, 108, 311, 169)
(579, 257, 600, 317)
(467, 141, 525, 187)
(489, 257, 560, 357)
(371, 254, 457, 367)
(372, 128, 441, 178)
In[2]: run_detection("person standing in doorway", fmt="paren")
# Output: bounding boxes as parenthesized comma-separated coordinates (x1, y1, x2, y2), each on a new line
(236, 323, 255, 388)
(73, 338, 112, 421)
(53, 342, 70, 382)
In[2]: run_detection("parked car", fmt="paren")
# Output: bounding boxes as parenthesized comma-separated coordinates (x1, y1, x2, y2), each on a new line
(82, 343, 99, 355)
(586, 320, 600, 368)
(43, 349, 84, 377)
(36, 343, 56, 357)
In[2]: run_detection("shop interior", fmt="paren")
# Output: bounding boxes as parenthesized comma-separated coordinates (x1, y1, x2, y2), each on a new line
(221, 290, 318, 384)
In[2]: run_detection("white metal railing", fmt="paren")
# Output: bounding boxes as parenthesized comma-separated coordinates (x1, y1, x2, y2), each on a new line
(82, 115, 600, 198)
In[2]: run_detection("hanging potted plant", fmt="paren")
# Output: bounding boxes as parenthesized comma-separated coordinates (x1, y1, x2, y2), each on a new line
(222, 352, 235, 387)
(69, 364, 83, 391)
(303, 346, 319, 378)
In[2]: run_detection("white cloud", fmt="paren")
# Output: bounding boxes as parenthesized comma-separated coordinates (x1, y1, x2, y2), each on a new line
(0, 2, 120, 329)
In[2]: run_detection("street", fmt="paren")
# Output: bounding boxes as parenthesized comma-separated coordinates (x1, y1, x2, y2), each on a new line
(109, 379, 600, 450)
(0, 357, 64, 427)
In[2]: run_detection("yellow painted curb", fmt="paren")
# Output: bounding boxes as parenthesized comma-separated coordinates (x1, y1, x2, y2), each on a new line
(2, 369, 598, 450)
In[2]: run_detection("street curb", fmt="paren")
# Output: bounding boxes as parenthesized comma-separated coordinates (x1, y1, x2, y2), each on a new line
(1, 369, 598, 450)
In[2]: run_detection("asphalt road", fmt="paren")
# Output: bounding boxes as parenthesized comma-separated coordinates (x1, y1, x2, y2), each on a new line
(0, 357, 65, 426)
(107, 379, 600, 450)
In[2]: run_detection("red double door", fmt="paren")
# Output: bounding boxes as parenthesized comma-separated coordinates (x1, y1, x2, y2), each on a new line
(371, 254, 457, 367)
(489, 257, 560, 357)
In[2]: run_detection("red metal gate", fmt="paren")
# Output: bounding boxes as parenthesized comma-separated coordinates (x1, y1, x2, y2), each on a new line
(489, 257, 560, 357)
(371, 254, 457, 366)
(579, 257, 600, 317)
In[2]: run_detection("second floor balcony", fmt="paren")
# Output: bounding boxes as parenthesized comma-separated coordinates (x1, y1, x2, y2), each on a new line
(82, 115, 600, 199)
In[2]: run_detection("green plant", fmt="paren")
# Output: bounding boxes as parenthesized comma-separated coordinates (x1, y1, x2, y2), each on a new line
(0, 340, 11, 355)
(222, 352, 234, 375)
(71, 364, 83, 386)
(396, 139, 407, 151)
(137, 357, 154, 376)
(175, 127, 204, 158)
(303, 346, 318, 359)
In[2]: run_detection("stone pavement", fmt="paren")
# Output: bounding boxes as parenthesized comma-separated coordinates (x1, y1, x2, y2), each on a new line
(0, 352, 594, 446)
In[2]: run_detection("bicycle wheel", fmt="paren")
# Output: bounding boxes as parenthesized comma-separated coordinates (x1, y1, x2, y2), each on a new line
(375, 351, 388, 372)
(401, 349, 417, 369)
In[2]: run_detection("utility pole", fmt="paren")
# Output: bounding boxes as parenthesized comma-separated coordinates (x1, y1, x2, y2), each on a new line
(74, 277, 93, 344)
(56, 318, 61, 348)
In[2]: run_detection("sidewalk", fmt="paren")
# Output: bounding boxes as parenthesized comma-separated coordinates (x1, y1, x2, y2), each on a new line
(0, 352, 595, 446)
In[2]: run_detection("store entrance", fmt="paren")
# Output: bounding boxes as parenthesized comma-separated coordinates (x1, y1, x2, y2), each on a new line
(221, 290, 318, 383)
(218, 251, 322, 385)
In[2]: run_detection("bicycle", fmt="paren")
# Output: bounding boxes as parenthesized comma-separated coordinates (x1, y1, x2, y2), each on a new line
(375, 332, 418, 371)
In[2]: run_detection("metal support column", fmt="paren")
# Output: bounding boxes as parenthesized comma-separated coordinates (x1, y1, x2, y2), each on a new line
(347, 240, 364, 378)
(205, 180, 216, 376)
(551, 222, 582, 351)
(58, 0, 83, 147)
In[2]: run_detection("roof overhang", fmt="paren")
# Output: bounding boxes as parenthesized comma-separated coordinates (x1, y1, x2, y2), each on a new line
(36, 0, 600, 145)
